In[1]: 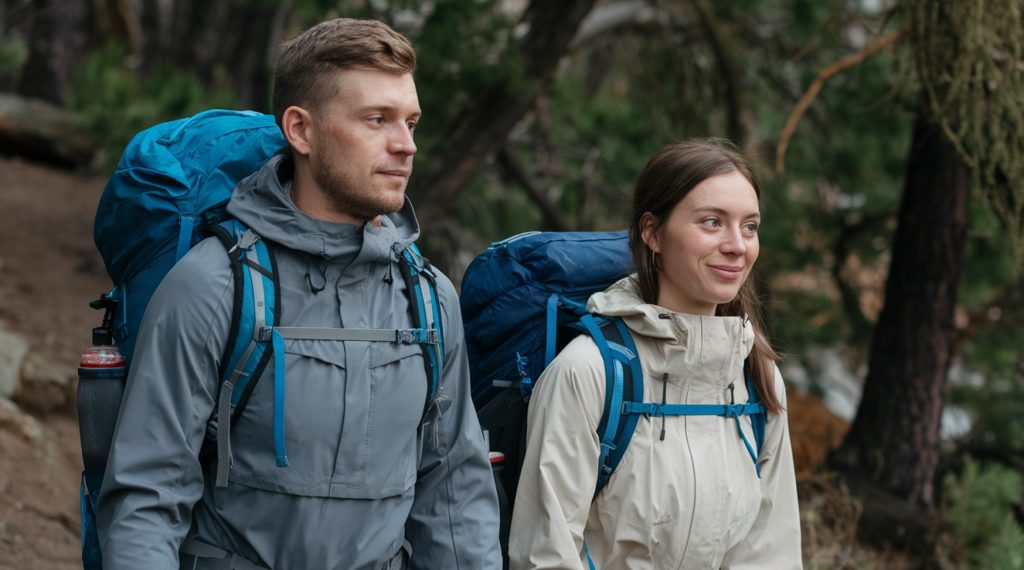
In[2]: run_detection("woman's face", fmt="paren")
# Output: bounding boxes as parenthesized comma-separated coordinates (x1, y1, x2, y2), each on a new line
(641, 170, 760, 315)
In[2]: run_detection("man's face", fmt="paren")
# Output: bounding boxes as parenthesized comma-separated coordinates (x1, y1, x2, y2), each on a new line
(306, 68, 420, 222)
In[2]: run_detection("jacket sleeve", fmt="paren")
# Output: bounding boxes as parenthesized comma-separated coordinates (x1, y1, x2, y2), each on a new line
(721, 365, 803, 569)
(405, 275, 502, 569)
(508, 337, 605, 570)
(96, 243, 233, 569)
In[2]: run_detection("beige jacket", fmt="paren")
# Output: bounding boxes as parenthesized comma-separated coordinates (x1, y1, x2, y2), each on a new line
(509, 278, 801, 569)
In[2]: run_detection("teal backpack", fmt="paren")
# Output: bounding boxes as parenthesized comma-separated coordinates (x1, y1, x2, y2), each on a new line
(81, 110, 443, 569)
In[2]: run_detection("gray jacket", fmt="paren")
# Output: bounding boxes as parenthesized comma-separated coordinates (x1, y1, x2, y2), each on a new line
(97, 153, 501, 569)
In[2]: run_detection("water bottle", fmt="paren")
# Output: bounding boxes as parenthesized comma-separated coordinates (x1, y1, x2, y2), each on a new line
(77, 296, 126, 488)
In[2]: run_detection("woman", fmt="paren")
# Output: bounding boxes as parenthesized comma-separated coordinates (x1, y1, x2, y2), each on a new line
(509, 140, 801, 569)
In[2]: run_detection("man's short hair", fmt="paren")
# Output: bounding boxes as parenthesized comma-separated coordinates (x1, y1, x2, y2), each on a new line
(272, 18, 416, 126)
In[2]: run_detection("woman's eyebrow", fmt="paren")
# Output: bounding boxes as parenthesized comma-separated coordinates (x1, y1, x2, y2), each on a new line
(692, 206, 761, 219)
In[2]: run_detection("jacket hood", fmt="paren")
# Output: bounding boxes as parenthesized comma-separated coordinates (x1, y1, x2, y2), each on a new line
(226, 152, 421, 262)
(588, 276, 755, 359)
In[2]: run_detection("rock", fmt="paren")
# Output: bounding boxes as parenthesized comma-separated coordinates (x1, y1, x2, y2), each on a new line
(0, 397, 43, 443)
(14, 353, 77, 415)
(0, 328, 29, 399)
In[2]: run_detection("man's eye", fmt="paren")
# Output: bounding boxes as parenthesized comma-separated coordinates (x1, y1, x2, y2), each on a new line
(369, 117, 385, 125)
(407, 121, 418, 133)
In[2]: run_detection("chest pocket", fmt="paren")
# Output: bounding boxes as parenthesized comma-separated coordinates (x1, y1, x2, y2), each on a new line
(225, 339, 426, 500)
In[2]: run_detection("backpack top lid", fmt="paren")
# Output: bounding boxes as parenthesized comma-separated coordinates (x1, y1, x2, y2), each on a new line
(460, 230, 634, 405)
(94, 110, 286, 285)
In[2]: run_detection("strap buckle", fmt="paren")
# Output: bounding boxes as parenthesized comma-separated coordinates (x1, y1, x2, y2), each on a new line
(256, 326, 274, 342)
(396, 328, 439, 345)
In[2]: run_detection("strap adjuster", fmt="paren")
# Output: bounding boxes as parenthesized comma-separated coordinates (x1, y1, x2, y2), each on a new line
(256, 326, 274, 342)
(396, 328, 439, 345)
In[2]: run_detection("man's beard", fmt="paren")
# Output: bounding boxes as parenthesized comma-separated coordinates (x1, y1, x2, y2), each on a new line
(312, 159, 405, 222)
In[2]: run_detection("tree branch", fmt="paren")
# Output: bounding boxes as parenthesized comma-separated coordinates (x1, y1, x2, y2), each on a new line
(691, 0, 750, 144)
(408, 0, 599, 233)
(775, 26, 908, 173)
(496, 147, 571, 232)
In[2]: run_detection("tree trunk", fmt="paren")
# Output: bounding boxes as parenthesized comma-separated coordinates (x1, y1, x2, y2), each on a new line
(408, 0, 599, 232)
(831, 110, 969, 508)
(158, 0, 280, 110)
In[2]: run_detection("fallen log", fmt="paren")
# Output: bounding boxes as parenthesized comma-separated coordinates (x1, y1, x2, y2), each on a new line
(0, 93, 94, 168)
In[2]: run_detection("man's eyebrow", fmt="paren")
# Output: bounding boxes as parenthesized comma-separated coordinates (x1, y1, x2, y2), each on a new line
(356, 104, 421, 117)
(692, 206, 761, 218)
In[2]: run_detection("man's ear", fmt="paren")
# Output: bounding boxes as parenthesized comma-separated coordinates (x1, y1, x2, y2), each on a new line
(281, 106, 315, 156)
(639, 212, 661, 253)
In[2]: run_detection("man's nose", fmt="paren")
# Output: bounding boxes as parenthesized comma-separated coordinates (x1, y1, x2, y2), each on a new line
(390, 124, 417, 156)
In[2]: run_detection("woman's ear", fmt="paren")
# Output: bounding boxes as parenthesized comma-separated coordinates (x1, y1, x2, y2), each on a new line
(281, 106, 315, 157)
(639, 212, 660, 253)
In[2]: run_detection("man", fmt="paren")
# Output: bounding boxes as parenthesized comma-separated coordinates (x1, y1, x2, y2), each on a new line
(97, 18, 501, 569)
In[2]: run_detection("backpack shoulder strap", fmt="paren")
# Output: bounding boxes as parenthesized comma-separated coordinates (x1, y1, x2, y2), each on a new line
(744, 360, 767, 459)
(208, 220, 281, 486)
(580, 314, 643, 497)
(394, 243, 445, 419)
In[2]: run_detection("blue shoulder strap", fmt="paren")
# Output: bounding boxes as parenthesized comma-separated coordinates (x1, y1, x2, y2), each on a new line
(395, 243, 445, 418)
(209, 221, 281, 486)
(575, 311, 643, 497)
(745, 360, 767, 458)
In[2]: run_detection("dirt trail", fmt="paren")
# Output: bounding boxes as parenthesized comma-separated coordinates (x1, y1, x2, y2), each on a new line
(0, 156, 109, 568)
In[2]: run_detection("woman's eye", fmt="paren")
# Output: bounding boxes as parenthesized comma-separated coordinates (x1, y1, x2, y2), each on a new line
(744, 222, 759, 234)
(407, 121, 418, 133)
(702, 218, 721, 229)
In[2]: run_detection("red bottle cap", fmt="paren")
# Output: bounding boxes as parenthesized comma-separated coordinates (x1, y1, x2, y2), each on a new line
(80, 346, 125, 368)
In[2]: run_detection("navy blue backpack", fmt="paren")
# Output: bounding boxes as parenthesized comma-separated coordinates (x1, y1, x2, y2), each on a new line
(461, 230, 767, 566)
(82, 110, 444, 569)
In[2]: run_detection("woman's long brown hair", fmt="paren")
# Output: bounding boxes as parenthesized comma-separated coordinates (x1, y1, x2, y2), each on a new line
(628, 139, 783, 414)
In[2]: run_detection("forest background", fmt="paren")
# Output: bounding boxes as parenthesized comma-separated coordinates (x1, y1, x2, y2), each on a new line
(0, 0, 1022, 568)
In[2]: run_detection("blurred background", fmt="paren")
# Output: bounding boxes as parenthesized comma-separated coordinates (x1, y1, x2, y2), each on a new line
(0, 0, 1021, 567)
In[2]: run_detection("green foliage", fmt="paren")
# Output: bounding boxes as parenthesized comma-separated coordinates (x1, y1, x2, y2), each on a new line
(0, 36, 26, 74)
(412, 0, 524, 157)
(67, 42, 236, 171)
(942, 461, 1024, 569)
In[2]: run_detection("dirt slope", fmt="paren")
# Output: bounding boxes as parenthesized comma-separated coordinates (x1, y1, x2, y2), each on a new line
(0, 156, 109, 568)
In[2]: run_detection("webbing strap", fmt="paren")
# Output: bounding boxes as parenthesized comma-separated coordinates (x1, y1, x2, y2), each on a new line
(176, 213, 195, 261)
(733, 414, 761, 477)
(579, 314, 620, 486)
(227, 249, 270, 404)
(598, 358, 626, 481)
(214, 380, 235, 487)
(272, 329, 288, 467)
(544, 294, 560, 366)
(265, 326, 438, 344)
(399, 245, 443, 415)
(621, 402, 765, 417)
(584, 542, 597, 570)
(621, 400, 765, 476)
(419, 266, 444, 403)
